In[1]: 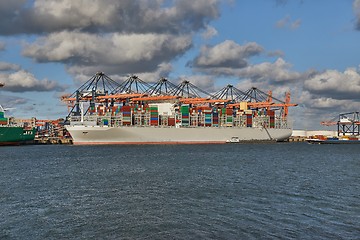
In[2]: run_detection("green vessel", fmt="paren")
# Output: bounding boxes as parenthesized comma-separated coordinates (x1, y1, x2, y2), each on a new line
(0, 105, 35, 146)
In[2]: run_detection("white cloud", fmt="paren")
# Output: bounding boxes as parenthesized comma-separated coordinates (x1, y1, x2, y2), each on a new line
(23, 31, 192, 74)
(192, 40, 264, 68)
(276, 15, 301, 30)
(137, 63, 173, 83)
(0, 0, 221, 35)
(0, 62, 21, 71)
(180, 75, 216, 94)
(202, 25, 218, 39)
(304, 67, 360, 99)
(235, 58, 302, 83)
(0, 70, 65, 92)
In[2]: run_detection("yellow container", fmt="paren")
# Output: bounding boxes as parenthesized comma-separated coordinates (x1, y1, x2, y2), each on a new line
(239, 102, 248, 110)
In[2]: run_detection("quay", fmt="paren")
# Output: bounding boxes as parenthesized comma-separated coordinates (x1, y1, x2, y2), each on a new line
(33, 137, 73, 145)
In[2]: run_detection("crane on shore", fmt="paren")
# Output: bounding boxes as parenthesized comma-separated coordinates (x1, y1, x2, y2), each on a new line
(321, 112, 360, 136)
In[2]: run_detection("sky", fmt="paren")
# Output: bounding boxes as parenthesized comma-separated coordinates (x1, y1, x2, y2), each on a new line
(1, 0, 360, 130)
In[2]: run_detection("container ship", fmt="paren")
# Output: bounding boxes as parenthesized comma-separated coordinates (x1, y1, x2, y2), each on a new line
(0, 84, 36, 146)
(63, 73, 297, 145)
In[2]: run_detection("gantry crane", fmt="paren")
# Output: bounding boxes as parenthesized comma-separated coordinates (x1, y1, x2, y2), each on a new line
(227, 87, 297, 118)
(321, 112, 360, 136)
(61, 72, 298, 122)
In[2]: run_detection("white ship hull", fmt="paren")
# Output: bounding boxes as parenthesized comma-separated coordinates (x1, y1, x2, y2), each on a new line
(66, 125, 292, 145)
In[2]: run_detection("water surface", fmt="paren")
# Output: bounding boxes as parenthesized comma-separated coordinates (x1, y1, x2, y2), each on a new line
(0, 143, 359, 239)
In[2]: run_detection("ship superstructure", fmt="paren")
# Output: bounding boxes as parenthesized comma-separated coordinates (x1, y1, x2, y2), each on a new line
(63, 72, 297, 144)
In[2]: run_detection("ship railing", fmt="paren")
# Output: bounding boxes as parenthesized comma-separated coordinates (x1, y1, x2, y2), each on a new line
(0, 123, 25, 127)
(68, 114, 292, 129)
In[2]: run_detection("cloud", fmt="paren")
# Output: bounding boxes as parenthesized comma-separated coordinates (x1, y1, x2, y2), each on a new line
(190, 40, 264, 69)
(66, 62, 173, 86)
(2, 0, 222, 91)
(304, 67, 360, 100)
(202, 25, 218, 39)
(275, 0, 288, 6)
(0, 0, 221, 35)
(354, 0, 360, 30)
(276, 15, 302, 30)
(0, 70, 65, 92)
(0, 41, 5, 51)
(274, 0, 304, 6)
(234, 58, 303, 83)
(267, 50, 285, 57)
(22, 31, 192, 75)
(179, 75, 217, 94)
(189, 41, 303, 85)
(0, 94, 28, 110)
(295, 68, 360, 129)
(136, 63, 173, 83)
(0, 62, 21, 71)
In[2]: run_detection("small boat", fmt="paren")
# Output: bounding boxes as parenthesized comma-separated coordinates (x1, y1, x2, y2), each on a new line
(226, 137, 240, 143)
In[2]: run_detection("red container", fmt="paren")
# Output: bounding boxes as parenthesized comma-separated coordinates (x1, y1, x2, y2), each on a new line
(121, 106, 132, 112)
(246, 114, 252, 127)
(267, 110, 275, 116)
(226, 108, 233, 115)
(168, 118, 175, 126)
(270, 116, 275, 128)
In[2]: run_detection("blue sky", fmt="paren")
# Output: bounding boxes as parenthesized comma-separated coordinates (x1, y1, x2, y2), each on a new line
(1, 0, 360, 130)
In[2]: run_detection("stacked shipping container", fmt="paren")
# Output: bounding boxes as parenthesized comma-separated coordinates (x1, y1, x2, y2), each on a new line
(122, 106, 132, 125)
(181, 105, 189, 126)
(0, 111, 7, 125)
(150, 106, 158, 126)
(85, 102, 284, 129)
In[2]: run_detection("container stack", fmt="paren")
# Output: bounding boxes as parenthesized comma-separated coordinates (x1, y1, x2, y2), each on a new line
(204, 108, 212, 127)
(150, 106, 158, 126)
(168, 117, 175, 126)
(181, 105, 189, 126)
(226, 108, 233, 126)
(102, 119, 109, 125)
(212, 108, 219, 127)
(268, 110, 275, 128)
(122, 106, 132, 125)
(246, 112, 252, 127)
(97, 105, 105, 116)
(0, 111, 7, 125)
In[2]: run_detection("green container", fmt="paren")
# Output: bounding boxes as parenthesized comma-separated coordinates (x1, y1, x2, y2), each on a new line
(102, 119, 109, 125)
(181, 105, 189, 113)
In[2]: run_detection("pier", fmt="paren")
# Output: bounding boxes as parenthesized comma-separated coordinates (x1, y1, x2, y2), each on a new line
(33, 137, 73, 145)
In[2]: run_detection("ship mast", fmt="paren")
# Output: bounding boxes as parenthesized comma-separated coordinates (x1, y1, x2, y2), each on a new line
(0, 83, 5, 112)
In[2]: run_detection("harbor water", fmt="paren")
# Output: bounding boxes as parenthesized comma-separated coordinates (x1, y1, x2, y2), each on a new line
(1, 143, 359, 239)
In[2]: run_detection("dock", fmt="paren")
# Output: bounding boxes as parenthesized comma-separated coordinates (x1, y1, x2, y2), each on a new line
(33, 137, 73, 145)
